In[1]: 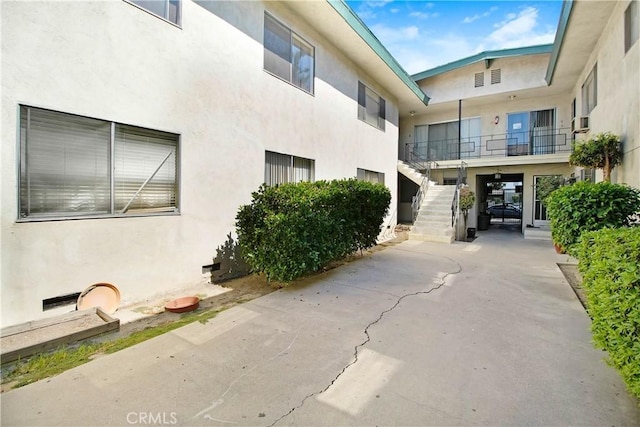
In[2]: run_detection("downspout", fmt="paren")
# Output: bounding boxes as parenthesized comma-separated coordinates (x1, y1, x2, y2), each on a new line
(458, 99, 462, 158)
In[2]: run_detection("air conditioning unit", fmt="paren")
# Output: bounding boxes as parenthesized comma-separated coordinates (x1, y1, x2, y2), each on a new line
(571, 116, 589, 133)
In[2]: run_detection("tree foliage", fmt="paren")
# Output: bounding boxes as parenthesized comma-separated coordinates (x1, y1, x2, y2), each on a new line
(570, 132, 622, 182)
(535, 175, 563, 206)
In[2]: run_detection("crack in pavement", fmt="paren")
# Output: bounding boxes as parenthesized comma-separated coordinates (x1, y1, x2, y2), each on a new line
(269, 257, 463, 426)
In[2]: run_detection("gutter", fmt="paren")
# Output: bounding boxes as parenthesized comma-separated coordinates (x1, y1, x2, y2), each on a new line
(327, 0, 430, 106)
(545, 0, 574, 85)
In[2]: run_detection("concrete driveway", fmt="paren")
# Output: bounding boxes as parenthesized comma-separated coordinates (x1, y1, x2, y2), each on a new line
(2, 231, 639, 426)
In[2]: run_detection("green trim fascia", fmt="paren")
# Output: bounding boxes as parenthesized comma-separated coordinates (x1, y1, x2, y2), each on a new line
(545, 0, 574, 85)
(327, 0, 430, 105)
(412, 44, 554, 80)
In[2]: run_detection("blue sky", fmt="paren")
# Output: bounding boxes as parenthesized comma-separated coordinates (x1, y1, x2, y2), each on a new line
(345, 1, 563, 75)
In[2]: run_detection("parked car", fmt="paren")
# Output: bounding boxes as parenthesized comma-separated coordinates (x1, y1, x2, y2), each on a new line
(487, 203, 522, 219)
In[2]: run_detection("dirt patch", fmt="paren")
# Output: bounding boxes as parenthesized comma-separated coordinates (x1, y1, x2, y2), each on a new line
(557, 263, 587, 310)
(89, 232, 408, 341)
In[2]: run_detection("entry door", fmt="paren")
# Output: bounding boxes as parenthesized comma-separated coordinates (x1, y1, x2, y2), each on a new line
(507, 112, 529, 156)
(533, 175, 554, 227)
(531, 109, 555, 155)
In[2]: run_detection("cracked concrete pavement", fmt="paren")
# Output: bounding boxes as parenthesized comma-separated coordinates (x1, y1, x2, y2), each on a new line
(2, 231, 639, 426)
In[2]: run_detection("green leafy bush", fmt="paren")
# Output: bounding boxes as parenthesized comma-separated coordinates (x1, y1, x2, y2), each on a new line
(576, 227, 640, 398)
(545, 182, 640, 254)
(235, 179, 391, 282)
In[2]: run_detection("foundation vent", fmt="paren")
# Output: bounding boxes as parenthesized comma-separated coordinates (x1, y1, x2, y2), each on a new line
(43, 292, 81, 311)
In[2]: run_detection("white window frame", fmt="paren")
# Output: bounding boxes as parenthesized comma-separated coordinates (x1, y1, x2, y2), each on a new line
(263, 13, 315, 94)
(18, 106, 180, 221)
(357, 81, 386, 131)
(581, 64, 597, 115)
(264, 151, 315, 187)
(357, 168, 385, 185)
(126, 0, 181, 26)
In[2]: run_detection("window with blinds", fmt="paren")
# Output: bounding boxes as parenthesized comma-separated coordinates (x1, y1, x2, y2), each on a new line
(264, 151, 315, 186)
(356, 168, 385, 185)
(19, 106, 179, 220)
(357, 82, 386, 131)
(264, 13, 315, 94)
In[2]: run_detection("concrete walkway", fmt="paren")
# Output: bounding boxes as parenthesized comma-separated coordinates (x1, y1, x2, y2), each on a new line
(2, 230, 639, 426)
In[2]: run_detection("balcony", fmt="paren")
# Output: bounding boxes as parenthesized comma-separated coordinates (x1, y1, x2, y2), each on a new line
(403, 128, 572, 164)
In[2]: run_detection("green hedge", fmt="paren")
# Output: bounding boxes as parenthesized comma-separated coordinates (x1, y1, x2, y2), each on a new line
(235, 179, 391, 282)
(576, 227, 640, 398)
(545, 182, 640, 254)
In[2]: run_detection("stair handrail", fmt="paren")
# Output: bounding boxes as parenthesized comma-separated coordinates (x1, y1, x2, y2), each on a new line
(411, 160, 433, 222)
(451, 161, 468, 240)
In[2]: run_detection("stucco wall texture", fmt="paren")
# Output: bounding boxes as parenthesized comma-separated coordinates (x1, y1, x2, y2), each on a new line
(1, 1, 399, 326)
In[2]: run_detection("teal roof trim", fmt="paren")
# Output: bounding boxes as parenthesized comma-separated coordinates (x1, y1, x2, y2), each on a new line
(412, 44, 554, 80)
(327, 0, 430, 105)
(545, 0, 574, 85)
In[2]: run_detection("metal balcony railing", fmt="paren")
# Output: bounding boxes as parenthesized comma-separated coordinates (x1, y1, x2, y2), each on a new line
(404, 128, 572, 163)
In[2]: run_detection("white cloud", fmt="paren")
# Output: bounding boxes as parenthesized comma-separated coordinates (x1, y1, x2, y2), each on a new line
(484, 7, 555, 49)
(463, 14, 482, 24)
(398, 34, 478, 74)
(409, 11, 439, 19)
(462, 6, 498, 24)
(370, 23, 420, 44)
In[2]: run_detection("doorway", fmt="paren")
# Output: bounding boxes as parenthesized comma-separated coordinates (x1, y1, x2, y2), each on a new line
(477, 173, 524, 232)
(533, 175, 562, 227)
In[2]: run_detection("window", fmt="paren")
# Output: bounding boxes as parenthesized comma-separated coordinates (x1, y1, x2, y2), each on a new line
(19, 106, 178, 220)
(356, 168, 384, 184)
(625, 1, 639, 53)
(581, 64, 597, 115)
(416, 117, 480, 161)
(491, 69, 501, 84)
(265, 151, 314, 186)
(474, 72, 484, 87)
(128, 0, 181, 26)
(357, 82, 386, 131)
(263, 13, 315, 93)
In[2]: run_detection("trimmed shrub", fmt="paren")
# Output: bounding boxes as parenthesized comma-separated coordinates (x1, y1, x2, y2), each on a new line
(576, 227, 640, 398)
(235, 179, 391, 282)
(545, 181, 640, 254)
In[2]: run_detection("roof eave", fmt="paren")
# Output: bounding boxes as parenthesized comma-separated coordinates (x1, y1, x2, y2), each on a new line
(412, 44, 554, 81)
(545, 0, 574, 85)
(327, 0, 430, 106)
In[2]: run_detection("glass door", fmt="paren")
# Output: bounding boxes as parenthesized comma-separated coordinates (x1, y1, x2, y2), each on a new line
(507, 112, 529, 156)
(533, 175, 561, 227)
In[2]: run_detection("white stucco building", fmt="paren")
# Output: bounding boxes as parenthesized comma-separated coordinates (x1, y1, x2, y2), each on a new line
(0, 0, 429, 327)
(398, 0, 639, 238)
(1, 0, 638, 327)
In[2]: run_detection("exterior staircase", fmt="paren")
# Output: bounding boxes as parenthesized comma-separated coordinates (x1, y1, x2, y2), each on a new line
(408, 184, 457, 243)
(397, 160, 425, 185)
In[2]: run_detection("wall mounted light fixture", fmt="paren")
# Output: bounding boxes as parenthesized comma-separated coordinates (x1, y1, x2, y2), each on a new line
(409, 110, 416, 117)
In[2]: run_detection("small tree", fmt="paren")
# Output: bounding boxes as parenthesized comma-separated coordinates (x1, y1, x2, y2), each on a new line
(536, 175, 564, 207)
(570, 132, 622, 182)
(459, 186, 475, 238)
